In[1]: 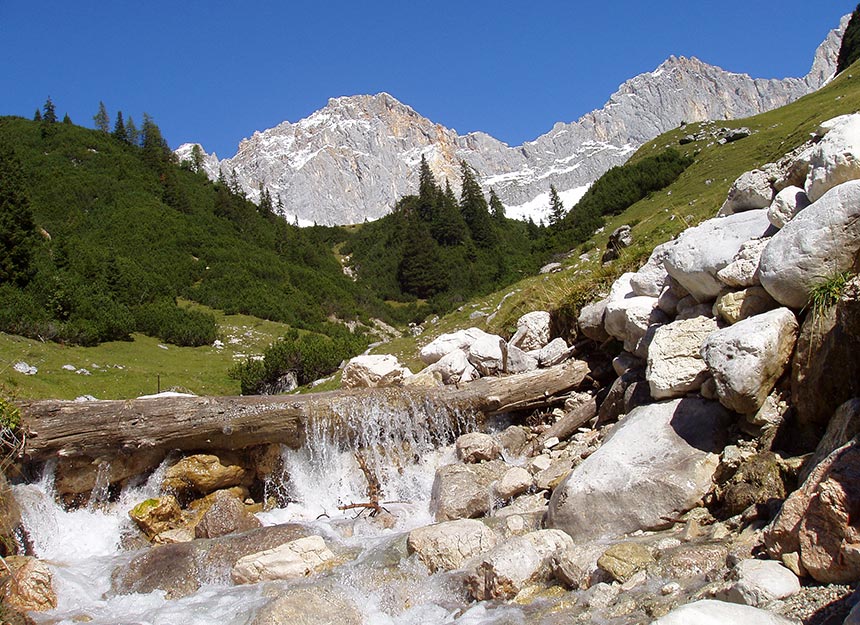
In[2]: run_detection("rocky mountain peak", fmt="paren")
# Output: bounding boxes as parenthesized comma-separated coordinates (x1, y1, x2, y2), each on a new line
(179, 15, 849, 226)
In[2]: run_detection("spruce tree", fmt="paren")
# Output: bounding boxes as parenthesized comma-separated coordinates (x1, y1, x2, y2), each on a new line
(41, 97, 57, 124)
(62, 113, 72, 124)
(0, 148, 39, 287)
(125, 115, 139, 146)
(837, 4, 860, 74)
(548, 184, 565, 226)
(397, 215, 446, 298)
(431, 181, 468, 245)
(489, 188, 506, 221)
(94, 101, 110, 133)
(33, 109, 42, 122)
(190, 144, 205, 173)
(459, 161, 496, 247)
(112, 111, 127, 142)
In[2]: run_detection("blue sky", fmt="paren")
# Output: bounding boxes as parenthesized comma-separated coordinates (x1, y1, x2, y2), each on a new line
(1, 2, 851, 156)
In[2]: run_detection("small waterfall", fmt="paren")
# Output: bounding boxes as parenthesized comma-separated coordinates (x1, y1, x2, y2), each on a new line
(260, 393, 476, 528)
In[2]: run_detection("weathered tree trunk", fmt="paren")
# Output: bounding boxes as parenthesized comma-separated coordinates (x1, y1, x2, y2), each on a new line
(17, 360, 589, 464)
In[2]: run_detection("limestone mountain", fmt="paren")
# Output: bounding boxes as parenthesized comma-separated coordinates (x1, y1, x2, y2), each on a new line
(177, 15, 848, 226)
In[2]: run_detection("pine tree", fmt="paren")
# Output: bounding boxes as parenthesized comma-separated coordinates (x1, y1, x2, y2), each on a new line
(141, 113, 169, 166)
(431, 181, 468, 245)
(489, 188, 506, 221)
(62, 113, 72, 124)
(125, 115, 139, 146)
(33, 109, 42, 122)
(459, 161, 496, 247)
(0, 148, 39, 287)
(94, 101, 110, 133)
(548, 184, 565, 226)
(258, 184, 274, 216)
(41, 97, 57, 124)
(397, 215, 447, 298)
(418, 154, 437, 203)
(190, 144, 205, 173)
(112, 111, 127, 142)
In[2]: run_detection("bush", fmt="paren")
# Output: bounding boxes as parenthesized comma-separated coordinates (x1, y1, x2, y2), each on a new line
(134, 300, 216, 347)
(229, 327, 367, 394)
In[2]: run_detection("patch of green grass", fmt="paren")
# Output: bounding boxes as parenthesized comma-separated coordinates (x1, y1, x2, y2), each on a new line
(809, 271, 854, 318)
(0, 306, 292, 400)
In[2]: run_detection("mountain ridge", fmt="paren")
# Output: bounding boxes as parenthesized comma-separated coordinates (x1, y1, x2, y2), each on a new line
(177, 14, 849, 226)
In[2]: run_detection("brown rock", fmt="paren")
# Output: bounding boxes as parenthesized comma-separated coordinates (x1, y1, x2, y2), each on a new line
(194, 490, 261, 539)
(719, 452, 788, 518)
(792, 276, 860, 448)
(113, 523, 310, 598)
(1, 556, 56, 612)
(0, 474, 21, 556)
(129, 495, 182, 539)
(766, 437, 860, 583)
(162, 454, 250, 496)
(54, 450, 163, 497)
(597, 542, 655, 582)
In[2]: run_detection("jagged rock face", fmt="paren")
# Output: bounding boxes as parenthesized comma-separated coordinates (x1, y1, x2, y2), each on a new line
(176, 17, 846, 226)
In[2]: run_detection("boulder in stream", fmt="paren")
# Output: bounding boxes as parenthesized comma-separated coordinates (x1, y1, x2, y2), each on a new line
(231, 535, 335, 583)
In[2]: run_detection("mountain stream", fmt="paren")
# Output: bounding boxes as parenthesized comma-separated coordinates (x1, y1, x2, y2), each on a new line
(11, 396, 548, 625)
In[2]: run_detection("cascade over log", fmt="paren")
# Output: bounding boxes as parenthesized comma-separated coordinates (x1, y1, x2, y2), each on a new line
(17, 361, 589, 463)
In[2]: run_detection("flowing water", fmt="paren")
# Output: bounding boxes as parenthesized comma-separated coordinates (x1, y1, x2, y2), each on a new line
(11, 395, 542, 625)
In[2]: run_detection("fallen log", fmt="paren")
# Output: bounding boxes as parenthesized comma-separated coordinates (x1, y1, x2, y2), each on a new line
(17, 360, 589, 464)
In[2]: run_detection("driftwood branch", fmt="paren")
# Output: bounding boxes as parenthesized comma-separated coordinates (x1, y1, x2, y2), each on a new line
(526, 397, 597, 456)
(16, 360, 589, 464)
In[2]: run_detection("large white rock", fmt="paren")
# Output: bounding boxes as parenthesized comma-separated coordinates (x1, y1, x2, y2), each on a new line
(419, 328, 491, 365)
(759, 180, 860, 309)
(506, 345, 539, 374)
(547, 398, 729, 542)
(630, 241, 674, 297)
(464, 529, 574, 600)
(647, 316, 720, 399)
(537, 337, 572, 367)
(578, 298, 610, 342)
(456, 432, 502, 464)
(767, 185, 810, 229)
(805, 113, 860, 202)
(722, 559, 801, 607)
(716, 238, 769, 289)
(664, 209, 773, 302)
(467, 332, 507, 376)
(406, 519, 497, 573)
(604, 295, 664, 357)
(652, 599, 797, 624)
(341, 354, 411, 389)
(509, 311, 551, 351)
(718, 169, 774, 216)
(423, 349, 478, 384)
(700, 308, 798, 414)
(495, 466, 533, 500)
(231, 536, 334, 584)
(430, 461, 508, 521)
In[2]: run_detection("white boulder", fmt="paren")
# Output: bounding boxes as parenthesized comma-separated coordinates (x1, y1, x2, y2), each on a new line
(547, 397, 729, 542)
(652, 599, 798, 624)
(718, 169, 774, 216)
(646, 316, 720, 399)
(700, 308, 798, 415)
(467, 332, 507, 376)
(767, 185, 810, 229)
(494, 466, 533, 500)
(538, 337, 572, 367)
(716, 238, 768, 289)
(578, 298, 610, 342)
(341, 354, 411, 389)
(423, 349, 478, 384)
(630, 241, 674, 297)
(713, 287, 778, 325)
(509, 311, 551, 351)
(231, 536, 334, 584)
(721, 559, 801, 607)
(406, 519, 497, 572)
(759, 180, 860, 309)
(664, 209, 773, 302)
(506, 345, 539, 374)
(455, 432, 502, 464)
(419, 328, 489, 365)
(805, 113, 860, 202)
(464, 529, 574, 600)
